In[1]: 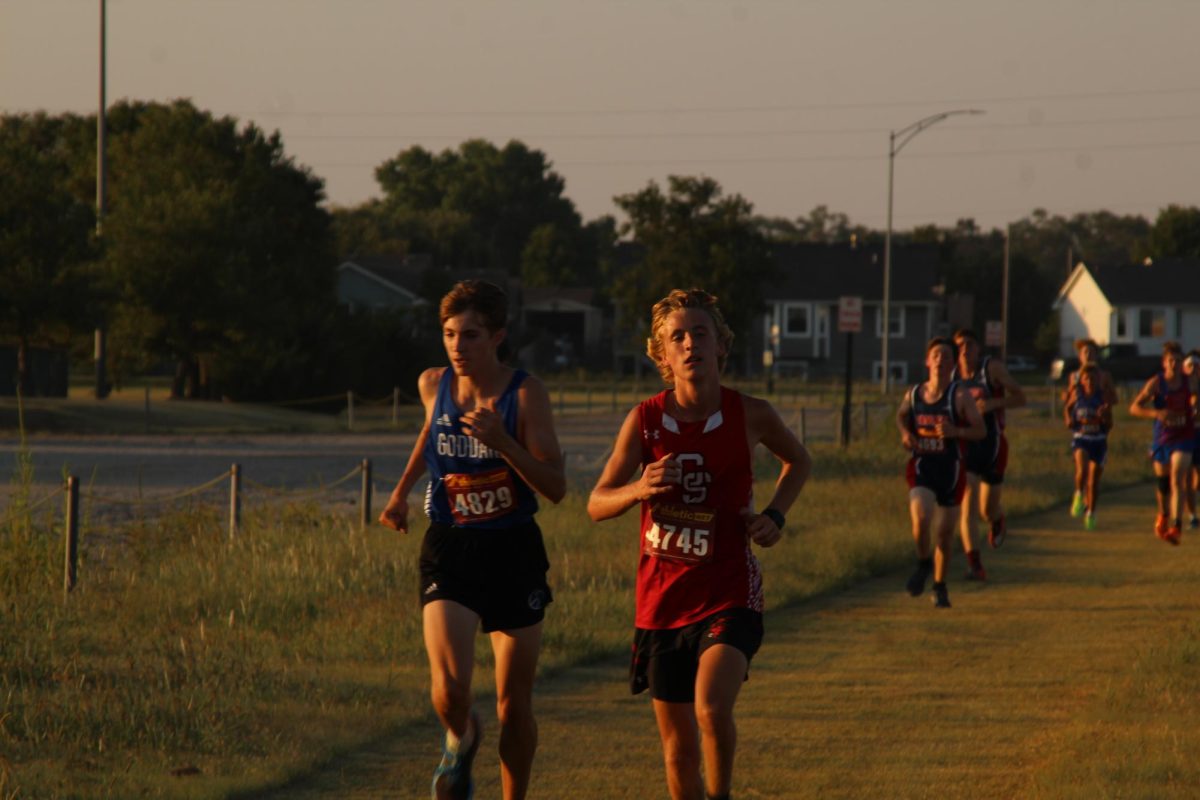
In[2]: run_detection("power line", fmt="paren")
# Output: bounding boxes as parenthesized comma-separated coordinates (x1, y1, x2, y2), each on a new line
(235, 85, 1200, 120)
(281, 112, 1200, 143)
(306, 137, 1200, 170)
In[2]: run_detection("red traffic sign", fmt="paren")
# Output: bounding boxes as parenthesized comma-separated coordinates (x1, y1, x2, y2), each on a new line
(838, 296, 863, 334)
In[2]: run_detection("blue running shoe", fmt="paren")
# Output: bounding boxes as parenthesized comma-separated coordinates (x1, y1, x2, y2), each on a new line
(433, 711, 481, 800)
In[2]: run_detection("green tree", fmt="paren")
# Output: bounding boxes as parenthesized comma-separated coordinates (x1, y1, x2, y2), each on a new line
(0, 113, 95, 393)
(613, 176, 772, 371)
(100, 100, 333, 399)
(1146, 204, 1200, 260)
(372, 139, 602, 282)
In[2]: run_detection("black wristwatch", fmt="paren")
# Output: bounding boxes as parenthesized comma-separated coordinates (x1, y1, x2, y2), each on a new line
(761, 507, 785, 530)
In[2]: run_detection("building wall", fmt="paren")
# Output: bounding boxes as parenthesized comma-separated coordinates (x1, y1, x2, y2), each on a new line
(1059, 269, 1111, 355)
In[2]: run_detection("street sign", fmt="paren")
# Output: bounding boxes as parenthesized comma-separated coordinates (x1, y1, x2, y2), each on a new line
(985, 320, 1003, 347)
(838, 296, 863, 334)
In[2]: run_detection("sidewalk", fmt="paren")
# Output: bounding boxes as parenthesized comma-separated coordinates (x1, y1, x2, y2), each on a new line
(257, 483, 1200, 799)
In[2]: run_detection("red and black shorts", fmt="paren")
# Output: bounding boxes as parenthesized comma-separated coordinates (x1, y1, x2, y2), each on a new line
(907, 455, 966, 507)
(964, 433, 1008, 485)
(629, 607, 763, 703)
(419, 519, 552, 633)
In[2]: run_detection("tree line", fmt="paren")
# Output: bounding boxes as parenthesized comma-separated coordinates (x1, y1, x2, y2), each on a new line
(3, 100, 1199, 399)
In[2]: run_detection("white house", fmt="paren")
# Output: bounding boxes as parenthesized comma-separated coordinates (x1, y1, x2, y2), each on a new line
(1052, 259, 1200, 355)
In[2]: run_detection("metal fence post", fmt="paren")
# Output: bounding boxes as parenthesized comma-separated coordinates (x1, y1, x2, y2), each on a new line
(229, 463, 241, 540)
(392, 387, 399, 427)
(64, 475, 79, 600)
(799, 407, 807, 445)
(347, 390, 355, 431)
(360, 458, 372, 530)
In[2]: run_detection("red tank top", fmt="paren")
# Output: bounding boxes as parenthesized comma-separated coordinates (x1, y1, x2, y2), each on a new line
(635, 387, 760, 629)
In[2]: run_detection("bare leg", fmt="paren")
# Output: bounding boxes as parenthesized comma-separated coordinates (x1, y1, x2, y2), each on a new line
(1170, 450, 1193, 524)
(932, 504, 957, 584)
(958, 474, 981, 555)
(1087, 460, 1103, 514)
(695, 644, 748, 800)
(424, 600, 480, 741)
(909, 488, 935, 560)
(653, 700, 703, 800)
(490, 623, 543, 800)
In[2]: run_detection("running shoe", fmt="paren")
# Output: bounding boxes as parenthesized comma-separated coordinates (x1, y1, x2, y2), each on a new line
(963, 551, 987, 581)
(433, 711, 481, 800)
(1155, 514, 1170, 538)
(1165, 525, 1182, 546)
(932, 582, 951, 608)
(988, 515, 1007, 548)
(905, 563, 931, 597)
(1084, 513, 1097, 532)
(1190, 515, 1199, 530)
(1070, 492, 1085, 518)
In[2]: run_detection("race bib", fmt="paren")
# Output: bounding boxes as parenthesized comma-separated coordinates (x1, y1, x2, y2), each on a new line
(644, 502, 716, 564)
(444, 468, 517, 525)
(1164, 412, 1190, 428)
(915, 427, 945, 454)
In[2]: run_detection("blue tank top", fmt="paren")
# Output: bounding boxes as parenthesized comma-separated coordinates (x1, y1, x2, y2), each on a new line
(1070, 388, 1107, 441)
(423, 368, 538, 528)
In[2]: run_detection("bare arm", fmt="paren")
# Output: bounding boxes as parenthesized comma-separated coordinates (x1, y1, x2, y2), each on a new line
(896, 390, 916, 451)
(953, 385, 987, 441)
(587, 407, 679, 521)
(378, 368, 441, 534)
(742, 396, 811, 547)
(1062, 386, 1077, 428)
(1128, 376, 1161, 420)
(464, 374, 566, 503)
(988, 360, 1026, 411)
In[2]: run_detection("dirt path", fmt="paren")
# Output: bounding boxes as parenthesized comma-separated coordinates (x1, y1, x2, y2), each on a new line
(251, 483, 1200, 799)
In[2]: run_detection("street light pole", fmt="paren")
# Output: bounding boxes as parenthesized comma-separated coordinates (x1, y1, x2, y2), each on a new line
(881, 108, 985, 394)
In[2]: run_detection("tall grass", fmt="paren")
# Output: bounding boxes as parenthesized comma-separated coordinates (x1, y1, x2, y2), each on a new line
(0, 404, 1156, 797)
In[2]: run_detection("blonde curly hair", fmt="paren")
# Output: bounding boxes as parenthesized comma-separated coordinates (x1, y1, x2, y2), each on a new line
(645, 288, 734, 385)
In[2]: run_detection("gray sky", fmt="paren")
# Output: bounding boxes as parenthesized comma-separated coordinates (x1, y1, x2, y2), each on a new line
(4, 0, 1199, 230)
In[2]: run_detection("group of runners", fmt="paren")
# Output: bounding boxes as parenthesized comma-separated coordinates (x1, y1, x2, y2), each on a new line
(379, 281, 810, 800)
(377, 278, 1197, 800)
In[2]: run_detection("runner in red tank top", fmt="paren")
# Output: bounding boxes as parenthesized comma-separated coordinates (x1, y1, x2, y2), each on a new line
(588, 289, 811, 800)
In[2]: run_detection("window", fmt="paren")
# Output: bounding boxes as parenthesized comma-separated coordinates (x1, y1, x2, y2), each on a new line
(782, 303, 811, 337)
(1138, 308, 1166, 338)
(1114, 309, 1128, 340)
(874, 304, 905, 338)
(872, 361, 908, 385)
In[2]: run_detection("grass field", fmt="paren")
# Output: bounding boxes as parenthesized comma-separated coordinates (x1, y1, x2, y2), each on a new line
(1, 394, 1191, 798)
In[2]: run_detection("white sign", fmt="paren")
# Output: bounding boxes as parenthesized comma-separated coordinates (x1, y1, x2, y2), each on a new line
(838, 296, 863, 334)
(985, 320, 1004, 347)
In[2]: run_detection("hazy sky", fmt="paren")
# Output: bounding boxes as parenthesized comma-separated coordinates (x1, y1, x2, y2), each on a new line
(4, 0, 1199, 230)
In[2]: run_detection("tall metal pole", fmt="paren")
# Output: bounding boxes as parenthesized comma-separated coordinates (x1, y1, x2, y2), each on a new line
(1001, 224, 1010, 362)
(880, 108, 985, 394)
(882, 133, 896, 394)
(94, 0, 110, 399)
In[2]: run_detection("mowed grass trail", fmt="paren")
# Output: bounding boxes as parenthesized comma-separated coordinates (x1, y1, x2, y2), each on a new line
(259, 483, 1200, 800)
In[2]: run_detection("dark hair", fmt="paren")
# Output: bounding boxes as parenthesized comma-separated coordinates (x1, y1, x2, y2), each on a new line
(645, 288, 734, 385)
(1163, 340, 1183, 356)
(1074, 338, 1098, 352)
(439, 280, 508, 331)
(926, 336, 954, 356)
(952, 329, 978, 346)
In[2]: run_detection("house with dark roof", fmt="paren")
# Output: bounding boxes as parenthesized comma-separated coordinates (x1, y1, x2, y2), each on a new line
(758, 242, 947, 384)
(1052, 258, 1200, 356)
(335, 255, 431, 313)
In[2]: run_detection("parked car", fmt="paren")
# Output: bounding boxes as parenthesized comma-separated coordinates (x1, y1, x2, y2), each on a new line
(1048, 343, 1161, 383)
(1006, 355, 1038, 373)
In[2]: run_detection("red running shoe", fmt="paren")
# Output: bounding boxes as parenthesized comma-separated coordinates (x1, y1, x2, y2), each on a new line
(1155, 514, 1171, 541)
(963, 550, 987, 581)
(988, 515, 1007, 548)
(1166, 525, 1182, 546)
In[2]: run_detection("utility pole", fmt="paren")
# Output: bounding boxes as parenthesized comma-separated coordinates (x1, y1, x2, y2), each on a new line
(1001, 224, 1010, 362)
(94, 0, 111, 399)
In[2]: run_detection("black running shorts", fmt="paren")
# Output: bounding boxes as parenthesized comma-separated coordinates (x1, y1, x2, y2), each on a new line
(629, 608, 763, 703)
(419, 519, 552, 633)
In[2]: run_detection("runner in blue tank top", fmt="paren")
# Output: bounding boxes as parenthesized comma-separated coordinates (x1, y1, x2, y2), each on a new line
(1185, 350, 1200, 529)
(1063, 364, 1112, 530)
(379, 280, 565, 800)
(895, 337, 986, 609)
(1130, 341, 1198, 545)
